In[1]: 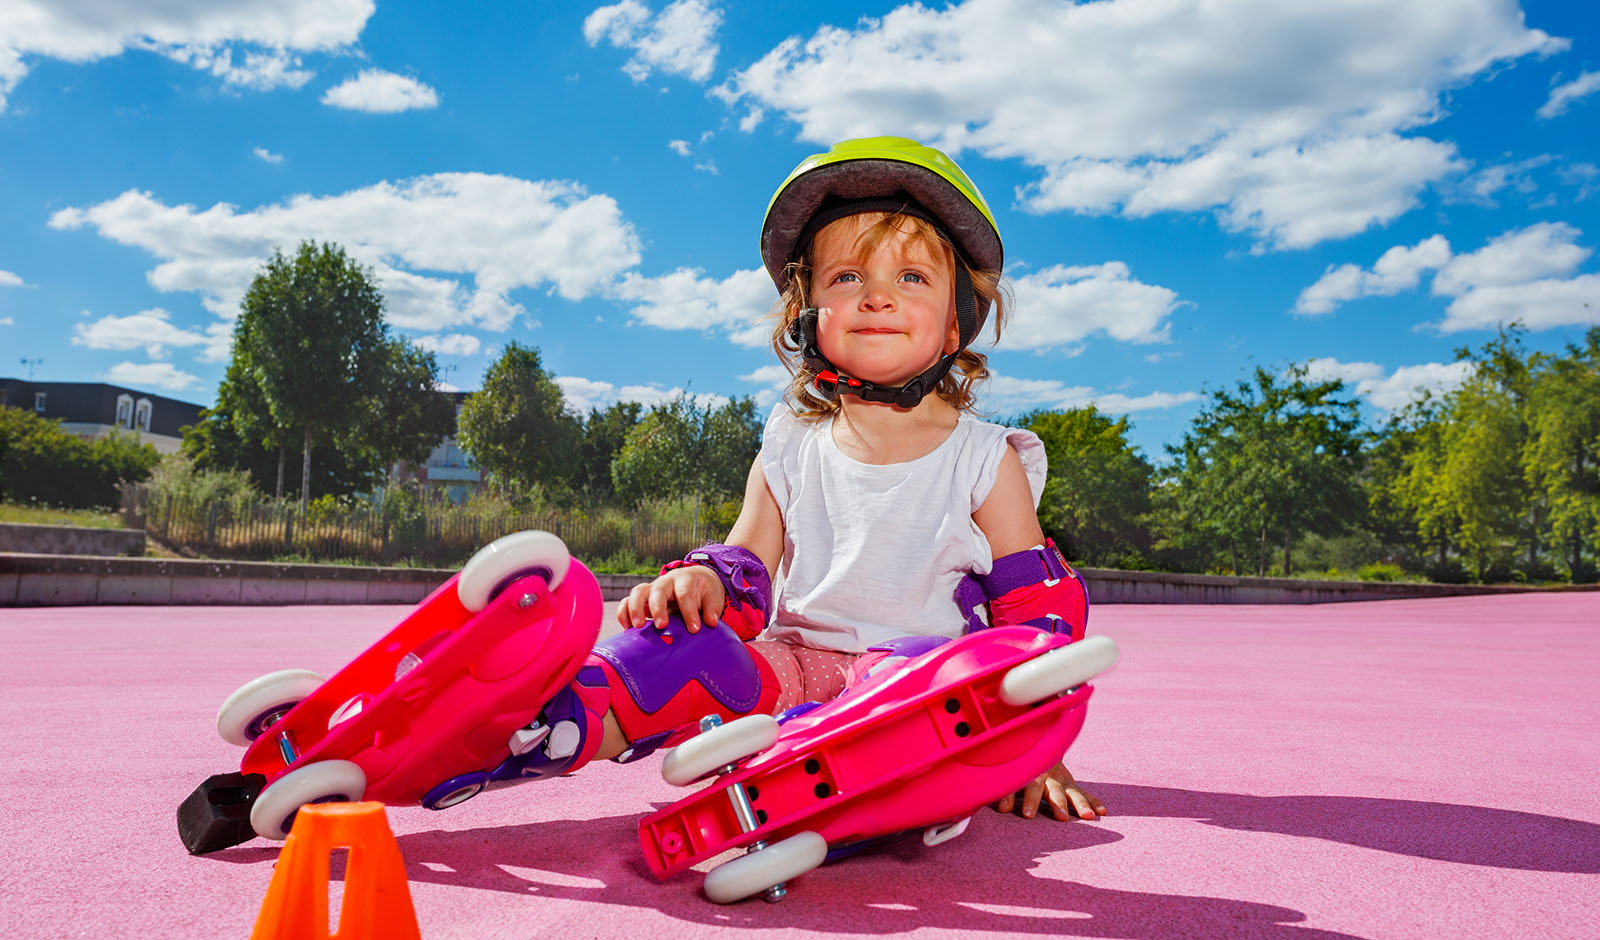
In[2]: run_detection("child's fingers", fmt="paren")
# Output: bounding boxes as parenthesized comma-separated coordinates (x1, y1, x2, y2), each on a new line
(620, 584, 649, 628)
(993, 792, 1015, 814)
(678, 577, 703, 633)
(1019, 777, 1046, 818)
(646, 578, 679, 629)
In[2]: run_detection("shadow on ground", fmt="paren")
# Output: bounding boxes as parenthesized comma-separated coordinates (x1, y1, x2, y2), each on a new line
(1093, 782, 1600, 873)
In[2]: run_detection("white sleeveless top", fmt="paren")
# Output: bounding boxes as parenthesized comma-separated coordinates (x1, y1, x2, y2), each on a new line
(758, 403, 1046, 652)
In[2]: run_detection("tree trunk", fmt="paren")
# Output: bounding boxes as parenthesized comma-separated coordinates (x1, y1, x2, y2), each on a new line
(1282, 532, 1292, 578)
(275, 444, 285, 499)
(301, 425, 313, 511)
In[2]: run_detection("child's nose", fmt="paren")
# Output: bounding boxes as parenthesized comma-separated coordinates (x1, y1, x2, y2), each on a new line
(860, 279, 897, 311)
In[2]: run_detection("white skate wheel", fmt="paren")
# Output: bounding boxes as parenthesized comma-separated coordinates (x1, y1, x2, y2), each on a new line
(999, 635, 1118, 707)
(661, 714, 781, 786)
(992, 633, 1120, 703)
(457, 530, 570, 612)
(249, 760, 367, 841)
(703, 831, 827, 904)
(215, 669, 327, 746)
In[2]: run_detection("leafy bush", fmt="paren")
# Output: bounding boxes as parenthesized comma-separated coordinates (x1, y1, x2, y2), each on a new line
(0, 406, 160, 509)
(1356, 562, 1406, 582)
(144, 454, 256, 507)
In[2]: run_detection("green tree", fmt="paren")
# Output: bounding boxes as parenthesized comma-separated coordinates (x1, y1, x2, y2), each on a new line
(456, 342, 580, 494)
(574, 400, 643, 501)
(1523, 327, 1600, 581)
(1164, 364, 1364, 576)
(357, 337, 458, 484)
(611, 394, 761, 516)
(1018, 407, 1154, 567)
(237, 241, 389, 509)
(1439, 367, 1526, 579)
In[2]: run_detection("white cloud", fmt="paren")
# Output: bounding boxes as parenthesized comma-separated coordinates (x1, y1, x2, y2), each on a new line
(1432, 222, 1589, 296)
(1559, 162, 1599, 201)
(0, 0, 373, 110)
(0, 269, 22, 287)
(1438, 273, 1600, 334)
(668, 139, 691, 156)
(200, 323, 233, 363)
(321, 68, 439, 112)
(984, 373, 1200, 416)
(49, 172, 642, 333)
(103, 361, 201, 393)
(738, 363, 791, 408)
(1295, 235, 1451, 314)
(1451, 154, 1553, 205)
(1538, 70, 1600, 119)
(72, 308, 210, 358)
(1302, 357, 1474, 412)
(165, 43, 312, 90)
(0, 317, 13, 326)
(1003, 261, 1182, 352)
(584, 0, 721, 83)
(718, 0, 1563, 249)
(613, 267, 775, 346)
(1296, 222, 1600, 333)
(253, 146, 284, 164)
(413, 333, 481, 356)
(555, 374, 727, 416)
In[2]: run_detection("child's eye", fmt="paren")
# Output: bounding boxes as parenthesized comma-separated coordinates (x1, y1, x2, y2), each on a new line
(900, 271, 927, 284)
(831, 272, 860, 285)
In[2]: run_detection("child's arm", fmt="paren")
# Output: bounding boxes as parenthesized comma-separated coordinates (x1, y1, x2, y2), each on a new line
(617, 458, 784, 633)
(974, 444, 1108, 821)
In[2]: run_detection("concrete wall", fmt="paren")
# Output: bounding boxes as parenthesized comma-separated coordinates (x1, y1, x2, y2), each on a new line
(1071, 566, 1563, 604)
(0, 523, 145, 557)
(4, 552, 1585, 607)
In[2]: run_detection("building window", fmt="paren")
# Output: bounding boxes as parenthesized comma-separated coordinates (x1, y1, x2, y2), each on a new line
(135, 399, 152, 433)
(34, 392, 46, 413)
(116, 394, 134, 428)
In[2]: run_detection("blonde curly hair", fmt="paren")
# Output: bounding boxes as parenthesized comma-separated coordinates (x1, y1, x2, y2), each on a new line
(768, 211, 1008, 420)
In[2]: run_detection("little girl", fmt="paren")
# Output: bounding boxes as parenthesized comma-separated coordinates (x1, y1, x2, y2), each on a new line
(524, 137, 1105, 824)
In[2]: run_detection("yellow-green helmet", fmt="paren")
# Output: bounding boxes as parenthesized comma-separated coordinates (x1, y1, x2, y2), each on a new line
(763, 137, 1004, 409)
(760, 136, 1003, 292)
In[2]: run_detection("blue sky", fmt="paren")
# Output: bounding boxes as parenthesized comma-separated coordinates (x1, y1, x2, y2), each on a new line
(2, 0, 1597, 460)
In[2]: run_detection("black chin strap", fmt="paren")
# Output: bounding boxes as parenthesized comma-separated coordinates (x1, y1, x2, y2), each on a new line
(789, 264, 980, 409)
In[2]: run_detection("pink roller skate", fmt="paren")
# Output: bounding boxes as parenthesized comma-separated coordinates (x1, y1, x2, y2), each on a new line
(638, 627, 1119, 903)
(178, 530, 603, 854)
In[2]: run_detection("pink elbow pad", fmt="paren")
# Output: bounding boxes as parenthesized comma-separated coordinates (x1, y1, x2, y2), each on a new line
(955, 539, 1088, 641)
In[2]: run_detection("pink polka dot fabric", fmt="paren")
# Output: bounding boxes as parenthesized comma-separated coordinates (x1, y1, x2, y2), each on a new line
(747, 639, 859, 713)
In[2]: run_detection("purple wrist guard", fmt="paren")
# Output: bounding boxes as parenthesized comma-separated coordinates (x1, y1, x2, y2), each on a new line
(666, 543, 771, 640)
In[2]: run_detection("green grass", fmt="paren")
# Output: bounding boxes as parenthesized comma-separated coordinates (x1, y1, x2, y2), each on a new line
(0, 502, 123, 528)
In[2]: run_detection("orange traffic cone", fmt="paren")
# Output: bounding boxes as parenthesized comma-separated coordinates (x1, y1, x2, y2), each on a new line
(249, 802, 422, 940)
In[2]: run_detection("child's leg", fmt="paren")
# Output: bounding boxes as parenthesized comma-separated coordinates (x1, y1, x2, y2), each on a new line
(513, 613, 786, 777)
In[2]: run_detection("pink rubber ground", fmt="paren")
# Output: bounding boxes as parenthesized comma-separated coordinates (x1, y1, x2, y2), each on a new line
(4, 594, 1597, 939)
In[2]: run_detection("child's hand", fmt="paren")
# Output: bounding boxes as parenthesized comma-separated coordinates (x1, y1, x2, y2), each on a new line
(993, 762, 1106, 821)
(617, 565, 727, 634)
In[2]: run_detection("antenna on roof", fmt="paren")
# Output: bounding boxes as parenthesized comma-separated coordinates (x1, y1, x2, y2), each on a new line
(19, 357, 42, 380)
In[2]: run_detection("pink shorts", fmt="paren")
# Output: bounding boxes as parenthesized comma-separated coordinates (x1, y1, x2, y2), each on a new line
(747, 640, 862, 714)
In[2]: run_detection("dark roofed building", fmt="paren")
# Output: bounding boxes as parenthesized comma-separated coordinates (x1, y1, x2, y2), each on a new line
(0, 379, 204, 455)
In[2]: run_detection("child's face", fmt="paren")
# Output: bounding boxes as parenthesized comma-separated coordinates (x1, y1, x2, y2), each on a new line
(807, 213, 960, 390)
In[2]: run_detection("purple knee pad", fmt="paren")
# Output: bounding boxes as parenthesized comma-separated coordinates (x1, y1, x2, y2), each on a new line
(593, 614, 766, 716)
(588, 612, 776, 762)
